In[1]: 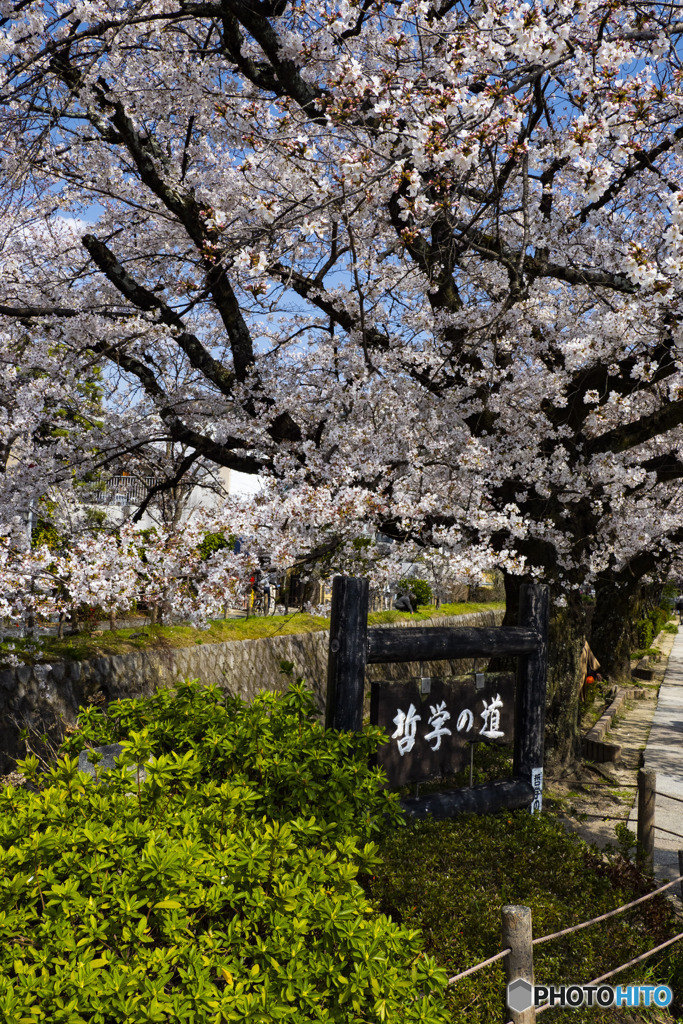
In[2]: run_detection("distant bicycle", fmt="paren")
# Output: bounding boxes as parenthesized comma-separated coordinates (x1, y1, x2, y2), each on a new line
(247, 582, 274, 616)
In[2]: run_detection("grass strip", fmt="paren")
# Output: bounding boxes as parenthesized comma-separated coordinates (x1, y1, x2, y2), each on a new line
(1, 602, 505, 666)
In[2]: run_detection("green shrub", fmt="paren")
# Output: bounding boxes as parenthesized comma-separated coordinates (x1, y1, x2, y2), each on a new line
(397, 578, 432, 609)
(648, 605, 668, 639)
(613, 821, 637, 860)
(634, 618, 653, 651)
(0, 681, 449, 1023)
(633, 602, 672, 654)
(630, 646, 661, 662)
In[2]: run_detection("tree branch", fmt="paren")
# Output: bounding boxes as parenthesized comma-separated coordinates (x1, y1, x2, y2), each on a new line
(131, 449, 201, 522)
(220, 0, 327, 119)
(587, 399, 683, 456)
(82, 233, 236, 395)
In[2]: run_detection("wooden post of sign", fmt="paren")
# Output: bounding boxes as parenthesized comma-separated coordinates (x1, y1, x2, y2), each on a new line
(637, 768, 656, 875)
(513, 584, 549, 811)
(678, 850, 683, 901)
(502, 905, 535, 1023)
(326, 576, 369, 731)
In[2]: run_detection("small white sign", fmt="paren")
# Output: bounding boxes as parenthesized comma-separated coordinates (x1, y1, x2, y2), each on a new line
(530, 767, 543, 814)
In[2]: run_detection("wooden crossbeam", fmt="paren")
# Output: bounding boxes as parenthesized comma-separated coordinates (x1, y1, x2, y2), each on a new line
(366, 625, 541, 663)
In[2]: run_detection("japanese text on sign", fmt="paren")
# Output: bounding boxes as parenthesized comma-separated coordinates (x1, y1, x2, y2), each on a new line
(391, 692, 507, 756)
(370, 674, 515, 788)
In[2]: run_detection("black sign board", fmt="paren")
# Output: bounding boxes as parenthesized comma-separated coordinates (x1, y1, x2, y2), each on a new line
(370, 673, 515, 787)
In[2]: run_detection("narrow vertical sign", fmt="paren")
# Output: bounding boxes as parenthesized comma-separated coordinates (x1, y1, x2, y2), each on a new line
(530, 767, 543, 813)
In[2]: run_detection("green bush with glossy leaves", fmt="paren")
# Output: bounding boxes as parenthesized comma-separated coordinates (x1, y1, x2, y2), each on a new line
(396, 578, 432, 609)
(0, 680, 449, 1024)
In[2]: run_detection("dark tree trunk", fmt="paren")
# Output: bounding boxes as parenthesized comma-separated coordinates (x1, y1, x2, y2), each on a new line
(499, 571, 587, 767)
(590, 580, 638, 682)
(544, 593, 587, 766)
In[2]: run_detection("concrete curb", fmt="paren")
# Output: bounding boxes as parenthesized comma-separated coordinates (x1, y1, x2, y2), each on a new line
(582, 685, 645, 763)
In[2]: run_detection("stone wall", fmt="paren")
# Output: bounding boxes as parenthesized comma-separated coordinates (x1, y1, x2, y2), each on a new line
(0, 609, 503, 772)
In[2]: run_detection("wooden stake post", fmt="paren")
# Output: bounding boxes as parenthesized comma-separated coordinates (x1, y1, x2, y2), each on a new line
(514, 586, 550, 811)
(503, 905, 536, 1024)
(637, 768, 656, 875)
(325, 576, 369, 731)
(325, 577, 549, 818)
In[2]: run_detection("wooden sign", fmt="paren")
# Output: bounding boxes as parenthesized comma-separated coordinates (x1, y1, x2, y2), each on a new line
(326, 577, 549, 817)
(370, 673, 515, 787)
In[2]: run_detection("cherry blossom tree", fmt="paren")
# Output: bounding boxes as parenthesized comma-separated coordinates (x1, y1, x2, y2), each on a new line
(4, 0, 683, 757)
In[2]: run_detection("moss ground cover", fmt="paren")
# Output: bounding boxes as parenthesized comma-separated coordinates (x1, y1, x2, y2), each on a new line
(0, 602, 504, 667)
(363, 812, 683, 1023)
(367, 601, 504, 626)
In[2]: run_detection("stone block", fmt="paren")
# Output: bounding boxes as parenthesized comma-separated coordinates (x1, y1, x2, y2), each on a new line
(582, 737, 621, 763)
(50, 662, 65, 683)
(599, 741, 621, 763)
(15, 665, 31, 686)
(633, 657, 655, 680)
(0, 670, 15, 691)
(78, 743, 147, 783)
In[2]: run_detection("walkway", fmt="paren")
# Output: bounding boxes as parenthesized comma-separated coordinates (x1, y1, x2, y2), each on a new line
(628, 627, 683, 884)
(547, 626, 683, 870)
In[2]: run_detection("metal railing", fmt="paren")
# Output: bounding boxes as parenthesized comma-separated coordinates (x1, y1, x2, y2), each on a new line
(85, 476, 165, 506)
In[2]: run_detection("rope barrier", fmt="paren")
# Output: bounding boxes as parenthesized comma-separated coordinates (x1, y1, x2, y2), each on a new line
(446, 947, 511, 985)
(568, 812, 628, 820)
(587, 931, 683, 985)
(448, 875, 683, 990)
(656, 790, 683, 806)
(550, 782, 682, 800)
(653, 823, 683, 841)
(548, 780, 639, 789)
(535, 931, 683, 1015)
(532, 873, 683, 945)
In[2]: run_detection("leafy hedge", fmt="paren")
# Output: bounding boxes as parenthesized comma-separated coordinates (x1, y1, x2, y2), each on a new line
(648, 604, 669, 638)
(0, 681, 449, 1023)
(397, 578, 432, 609)
(634, 605, 670, 652)
(634, 617, 655, 651)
